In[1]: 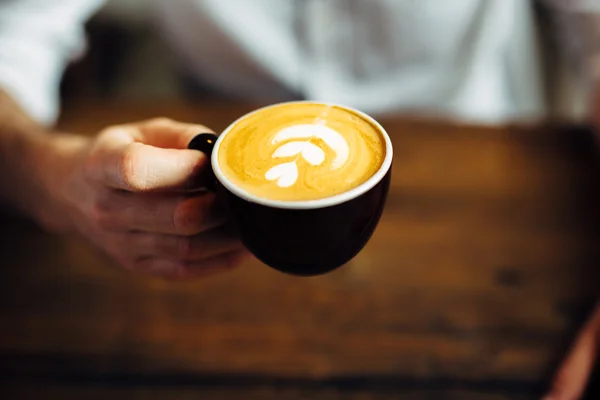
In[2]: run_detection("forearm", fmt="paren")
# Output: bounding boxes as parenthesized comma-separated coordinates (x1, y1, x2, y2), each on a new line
(0, 89, 87, 231)
(0, 89, 47, 210)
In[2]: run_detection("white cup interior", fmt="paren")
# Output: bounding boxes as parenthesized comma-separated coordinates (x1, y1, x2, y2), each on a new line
(211, 101, 393, 210)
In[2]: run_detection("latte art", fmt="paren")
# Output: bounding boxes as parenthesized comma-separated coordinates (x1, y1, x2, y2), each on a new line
(218, 103, 385, 201)
(265, 123, 349, 188)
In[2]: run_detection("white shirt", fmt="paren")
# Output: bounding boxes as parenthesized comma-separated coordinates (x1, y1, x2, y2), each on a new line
(0, 0, 598, 126)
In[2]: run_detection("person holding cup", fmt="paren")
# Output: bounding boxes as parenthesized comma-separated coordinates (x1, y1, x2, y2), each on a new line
(2, 0, 598, 276)
(0, 1, 599, 398)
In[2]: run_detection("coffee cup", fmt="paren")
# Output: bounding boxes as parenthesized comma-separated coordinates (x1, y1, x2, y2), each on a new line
(189, 101, 393, 276)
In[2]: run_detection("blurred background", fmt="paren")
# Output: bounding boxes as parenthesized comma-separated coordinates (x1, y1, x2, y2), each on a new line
(61, 0, 179, 104)
(60, 0, 587, 122)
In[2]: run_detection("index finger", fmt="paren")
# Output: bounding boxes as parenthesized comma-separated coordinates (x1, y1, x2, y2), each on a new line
(136, 117, 216, 149)
(87, 119, 216, 191)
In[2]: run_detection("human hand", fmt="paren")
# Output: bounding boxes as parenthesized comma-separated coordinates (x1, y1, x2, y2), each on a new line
(544, 301, 599, 400)
(38, 118, 247, 279)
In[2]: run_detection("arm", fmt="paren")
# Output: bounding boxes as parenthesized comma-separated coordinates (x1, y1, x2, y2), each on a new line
(0, 0, 105, 223)
(539, 3, 600, 398)
(0, 93, 246, 278)
(0, 1, 246, 278)
(0, 88, 84, 231)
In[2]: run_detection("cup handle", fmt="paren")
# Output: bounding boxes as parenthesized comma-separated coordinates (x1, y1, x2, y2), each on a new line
(187, 133, 219, 191)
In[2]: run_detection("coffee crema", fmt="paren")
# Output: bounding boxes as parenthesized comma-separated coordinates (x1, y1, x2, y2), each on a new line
(217, 103, 385, 201)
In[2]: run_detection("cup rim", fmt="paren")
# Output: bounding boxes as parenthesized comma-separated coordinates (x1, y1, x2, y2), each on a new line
(211, 101, 393, 210)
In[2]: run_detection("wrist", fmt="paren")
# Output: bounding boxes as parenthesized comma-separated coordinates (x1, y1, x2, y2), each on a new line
(30, 132, 91, 233)
(0, 125, 91, 232)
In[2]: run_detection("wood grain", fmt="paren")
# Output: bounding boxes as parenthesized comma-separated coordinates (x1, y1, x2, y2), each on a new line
(1, 384, 534, 400)
(1, 102, 598, 399)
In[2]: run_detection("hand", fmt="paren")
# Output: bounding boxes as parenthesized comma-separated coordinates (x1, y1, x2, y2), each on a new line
(544, 301, 599, 400)
(38, 118, 247, 279)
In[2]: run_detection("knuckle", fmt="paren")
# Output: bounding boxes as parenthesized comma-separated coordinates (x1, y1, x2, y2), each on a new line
(118, 143, 144, 191)
(88, 197, 115, 229)
(177, 237, 194, 259)
(97, 124, 130, 143)
(147, 117, 175, 127)
(83, 126, 128, 182)
(172, 198, 203, 235)
(145, 259, 185, 280)
(97, 125, 119, 138)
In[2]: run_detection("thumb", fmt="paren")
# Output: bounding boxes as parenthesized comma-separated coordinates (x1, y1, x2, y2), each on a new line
(87, 119, 216, 192)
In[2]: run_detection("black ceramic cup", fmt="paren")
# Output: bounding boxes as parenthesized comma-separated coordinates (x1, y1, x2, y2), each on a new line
(189, 102, 393, 276)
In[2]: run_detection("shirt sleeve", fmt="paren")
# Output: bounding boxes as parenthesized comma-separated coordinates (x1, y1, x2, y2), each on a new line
(0, 0, 105, 126)
(540, 0, 600, 84)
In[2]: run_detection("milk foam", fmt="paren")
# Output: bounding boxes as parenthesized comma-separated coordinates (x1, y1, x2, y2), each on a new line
(217, 103, 385, 201)
(266, 124, 350, 187)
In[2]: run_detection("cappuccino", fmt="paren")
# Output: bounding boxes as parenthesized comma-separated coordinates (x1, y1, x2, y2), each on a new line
(218, 103, 385, 201)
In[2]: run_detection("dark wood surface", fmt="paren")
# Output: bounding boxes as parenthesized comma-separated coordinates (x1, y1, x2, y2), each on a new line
(1, 101, 599, 399)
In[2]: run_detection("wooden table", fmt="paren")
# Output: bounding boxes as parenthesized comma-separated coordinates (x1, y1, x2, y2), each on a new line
(1, 102, 598, 399)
